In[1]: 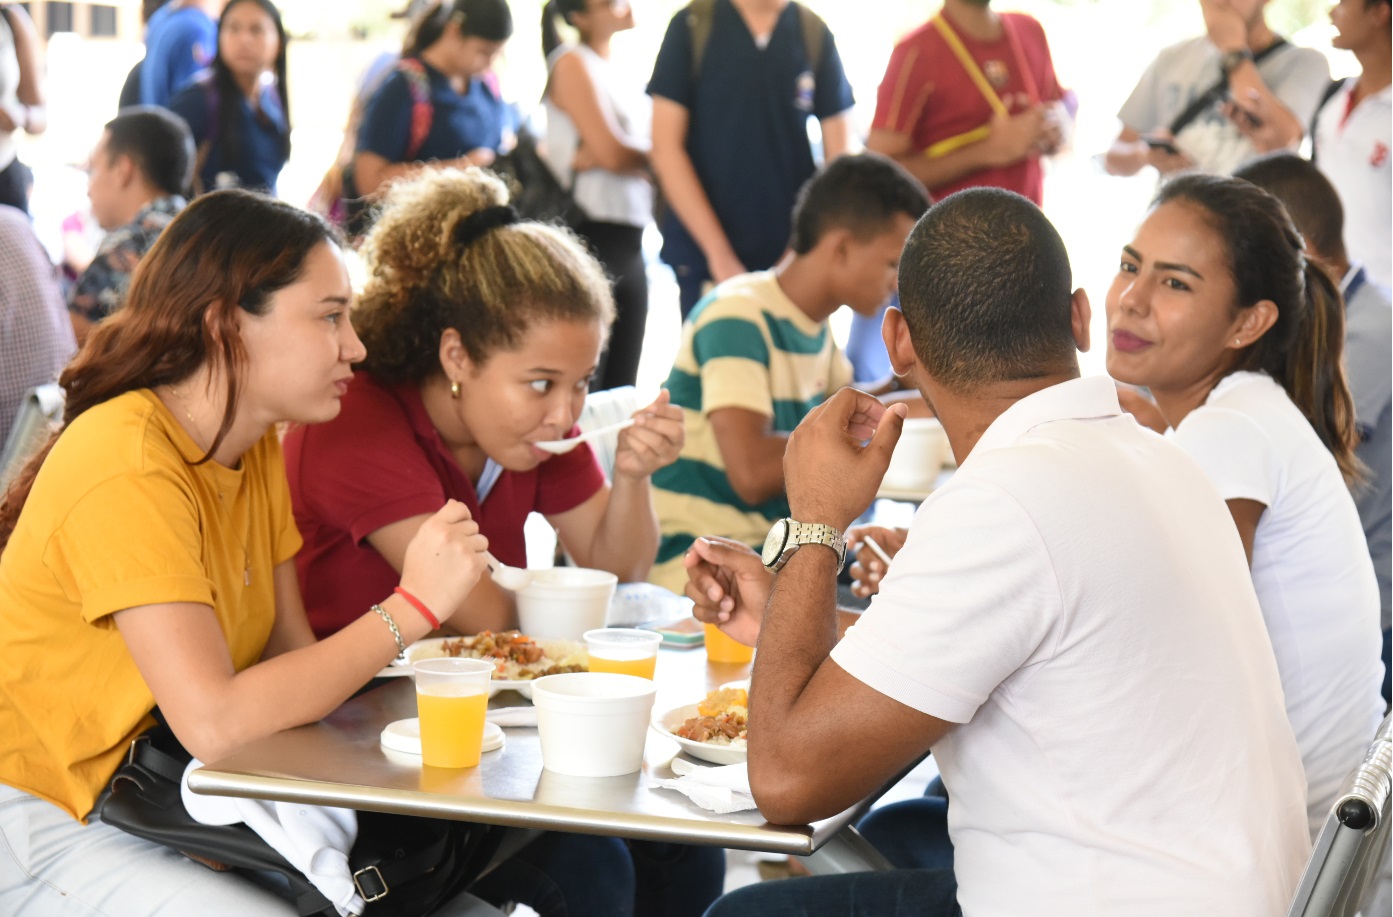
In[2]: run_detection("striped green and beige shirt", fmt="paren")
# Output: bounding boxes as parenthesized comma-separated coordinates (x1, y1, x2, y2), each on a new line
(650, 271, 854, 591)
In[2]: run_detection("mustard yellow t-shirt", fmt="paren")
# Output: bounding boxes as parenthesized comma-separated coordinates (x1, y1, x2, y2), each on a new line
(0, 390, 302, 820)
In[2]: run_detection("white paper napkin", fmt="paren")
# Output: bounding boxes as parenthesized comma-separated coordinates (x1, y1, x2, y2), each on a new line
(650, 758, 756, 814)
(486, 706, 537, 727)
(181, 760, 365, 916)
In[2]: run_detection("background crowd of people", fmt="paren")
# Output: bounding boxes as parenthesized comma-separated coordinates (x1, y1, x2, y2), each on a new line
(0, 0, 1388, 914)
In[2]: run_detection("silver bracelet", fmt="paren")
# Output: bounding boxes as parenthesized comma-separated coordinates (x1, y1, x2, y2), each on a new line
(371, 603, 405, 658)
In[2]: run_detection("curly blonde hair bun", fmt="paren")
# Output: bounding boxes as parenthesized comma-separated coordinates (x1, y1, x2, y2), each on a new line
(355, 167, 614, 383)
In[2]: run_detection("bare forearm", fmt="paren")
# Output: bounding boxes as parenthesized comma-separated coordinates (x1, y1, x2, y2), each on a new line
(443, 579, 518, 635)
(186, 596, 427, 761)
(584, 475, 660, 582)
(726, 434, 790, 505)
(820, 114, 852, 160)
(589, 140, 649, 174)
(1229, 66, 1304, 148)
(748, 548, 843, 808)
(651, 146, 736, 264)
(891, 143, 997, 194)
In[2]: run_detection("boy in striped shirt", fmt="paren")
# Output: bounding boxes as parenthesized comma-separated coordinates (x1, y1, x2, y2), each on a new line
(650, 154, 930, 591)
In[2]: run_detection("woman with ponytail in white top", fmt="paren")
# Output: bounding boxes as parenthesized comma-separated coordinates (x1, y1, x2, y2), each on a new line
(1106, 173, 1385, 839)
(541, 0, 653, 391)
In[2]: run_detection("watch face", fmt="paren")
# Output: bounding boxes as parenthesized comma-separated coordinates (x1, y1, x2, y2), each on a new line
(762, 518, 790, 567)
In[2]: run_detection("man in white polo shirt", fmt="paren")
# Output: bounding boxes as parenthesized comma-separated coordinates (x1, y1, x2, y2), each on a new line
(1314, 0, 1391, 289)
(687, 188, 1309, 916)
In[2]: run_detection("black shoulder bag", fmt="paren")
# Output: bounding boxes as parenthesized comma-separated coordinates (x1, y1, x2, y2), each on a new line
(1166, 38, 1289, 138)
(99, 717, 502, 917)
(491, 125, 588, 228)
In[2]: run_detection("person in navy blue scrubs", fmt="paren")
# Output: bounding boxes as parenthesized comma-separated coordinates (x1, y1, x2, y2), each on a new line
(647, 0, 856, 317)
(169, 0, 290, 196)
(352, 0, 514, 201)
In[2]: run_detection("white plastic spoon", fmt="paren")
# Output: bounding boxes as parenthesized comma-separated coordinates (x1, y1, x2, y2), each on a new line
(484, 551, 533, 591)
(533, 418, 636, 455)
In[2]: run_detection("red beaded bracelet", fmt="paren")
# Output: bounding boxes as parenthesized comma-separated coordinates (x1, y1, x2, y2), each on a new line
(393, 586, 441, 630)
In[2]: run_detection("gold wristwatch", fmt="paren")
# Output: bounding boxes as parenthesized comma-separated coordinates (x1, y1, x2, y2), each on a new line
(761, 518, 847, 573)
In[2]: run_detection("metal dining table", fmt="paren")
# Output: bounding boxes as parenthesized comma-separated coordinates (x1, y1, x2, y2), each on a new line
(186, 646, 895, 874)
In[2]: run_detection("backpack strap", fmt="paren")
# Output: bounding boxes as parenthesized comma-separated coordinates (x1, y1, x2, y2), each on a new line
(1166, 37, 1289, 138)
(688, 0, 825, 82)
(687, 0, 716, 82)
(1309, 77, 1346, 165)
(397, 57, 435, 162)
(794, 2, 825, 75)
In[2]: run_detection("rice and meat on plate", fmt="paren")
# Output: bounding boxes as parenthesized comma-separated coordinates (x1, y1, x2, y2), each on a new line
(676, 687, 748, 747)
(433, 630, 588, 680)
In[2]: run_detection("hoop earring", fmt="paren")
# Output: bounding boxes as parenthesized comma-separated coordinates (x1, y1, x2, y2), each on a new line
(450, 380, 461, 399)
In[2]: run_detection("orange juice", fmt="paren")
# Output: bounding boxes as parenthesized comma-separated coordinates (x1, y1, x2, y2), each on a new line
(588, 654, 657, 679)
(416, 691, 488, 768)
(704, 623, 754, 663)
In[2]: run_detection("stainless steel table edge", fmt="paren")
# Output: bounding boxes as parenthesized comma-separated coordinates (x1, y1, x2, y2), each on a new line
(185, 766, 837, 856)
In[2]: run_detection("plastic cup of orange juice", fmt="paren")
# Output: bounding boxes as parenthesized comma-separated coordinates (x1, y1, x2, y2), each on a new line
(412, 658, 494, 768)
(704, 623, 754, 664)
(583, 628, 662, 680)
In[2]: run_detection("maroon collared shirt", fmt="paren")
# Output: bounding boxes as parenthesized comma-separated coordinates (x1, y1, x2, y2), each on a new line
(285, 372, 605, 638)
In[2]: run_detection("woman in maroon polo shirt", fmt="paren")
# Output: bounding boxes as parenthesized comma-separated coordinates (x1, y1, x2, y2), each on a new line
(283, 166, 720, 917)
(285, 165, 683, 639)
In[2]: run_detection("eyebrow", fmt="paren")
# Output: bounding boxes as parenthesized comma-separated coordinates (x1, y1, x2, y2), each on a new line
(319, 295, 352, 305)
(1123, 245, 1205, 281)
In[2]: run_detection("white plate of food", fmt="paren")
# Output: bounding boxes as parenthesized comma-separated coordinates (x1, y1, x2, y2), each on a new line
(650, 686, 749, 766)
(390, 631, 588, 699)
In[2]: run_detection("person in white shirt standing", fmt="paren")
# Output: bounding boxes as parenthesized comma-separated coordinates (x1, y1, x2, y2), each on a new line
(1313, 0, 1391, 290)
(1106, 173, 1385, 840)
(540, 0, 654, 391)
(684, 187, 1309, 917)
(1105, 0, 1329, 178)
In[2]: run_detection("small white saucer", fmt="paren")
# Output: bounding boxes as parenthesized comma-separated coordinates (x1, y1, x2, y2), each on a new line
(380, 718, 505, 757)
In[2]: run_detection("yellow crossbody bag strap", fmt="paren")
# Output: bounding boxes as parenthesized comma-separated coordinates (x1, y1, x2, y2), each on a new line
(923, 15, 1008, 159)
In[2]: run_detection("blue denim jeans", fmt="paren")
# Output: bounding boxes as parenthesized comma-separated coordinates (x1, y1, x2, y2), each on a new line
(856, 796, 954, 871)
(471, 833, 726, 917)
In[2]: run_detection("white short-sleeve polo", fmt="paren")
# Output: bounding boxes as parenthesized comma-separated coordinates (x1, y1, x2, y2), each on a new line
(1170, 370, 1385, 837)
(1315, 80, 1392, 289)
(832, 376, 1308, 917)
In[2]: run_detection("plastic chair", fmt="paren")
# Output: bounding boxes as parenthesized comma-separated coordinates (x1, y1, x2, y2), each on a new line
(1287, 713, 1392, 917)
(576, 385, 638, 482)
(0, 383, 63, 489)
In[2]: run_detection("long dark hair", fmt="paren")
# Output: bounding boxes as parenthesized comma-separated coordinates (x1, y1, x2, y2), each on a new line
(541, 0, 588, 58)
(404, 0, 514, 59)
(1155, 173, 1360, 483)
(0, 191, 336, 551)
(210, 0, 290, 178)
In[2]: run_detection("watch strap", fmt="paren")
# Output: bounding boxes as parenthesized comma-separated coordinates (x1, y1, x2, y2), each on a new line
(783, 521, 846, 570)
(1221, 48, 1254, 75)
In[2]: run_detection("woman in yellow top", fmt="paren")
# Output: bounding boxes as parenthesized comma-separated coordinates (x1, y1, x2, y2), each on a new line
(0, 190, 489, 914)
